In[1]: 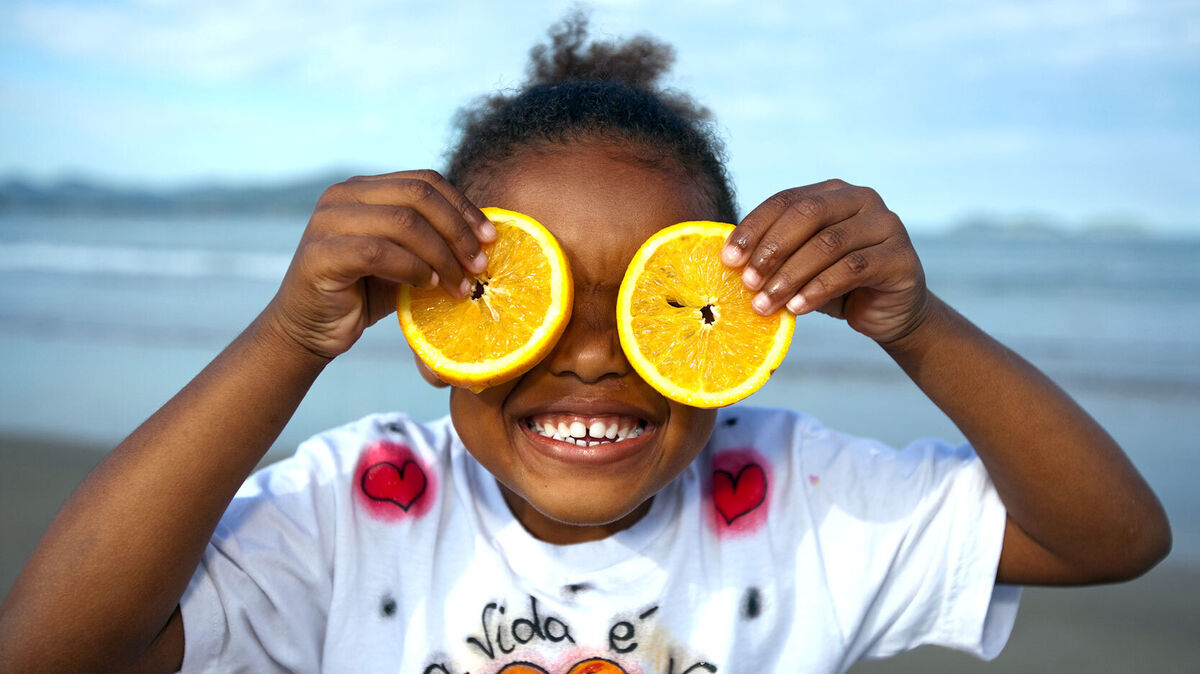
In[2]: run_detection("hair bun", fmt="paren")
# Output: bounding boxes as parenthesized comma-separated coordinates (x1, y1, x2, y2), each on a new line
(527, 10, 674, 89)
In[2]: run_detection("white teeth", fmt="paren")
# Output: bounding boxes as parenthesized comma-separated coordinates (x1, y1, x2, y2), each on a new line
(526, 417, 649, 445)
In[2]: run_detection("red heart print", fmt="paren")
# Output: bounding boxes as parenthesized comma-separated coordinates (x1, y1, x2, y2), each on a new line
(361, 460, 427, 511)
(496, 658, 627, 673)
(713, 463, 766, 525)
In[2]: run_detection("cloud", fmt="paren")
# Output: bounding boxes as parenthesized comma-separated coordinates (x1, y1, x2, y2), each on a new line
(6, 0, 540, 91)
(883, 0, 1200, 67)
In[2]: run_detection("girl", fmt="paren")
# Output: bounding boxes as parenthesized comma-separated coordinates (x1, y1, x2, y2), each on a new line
(0, 15, 1169, 673)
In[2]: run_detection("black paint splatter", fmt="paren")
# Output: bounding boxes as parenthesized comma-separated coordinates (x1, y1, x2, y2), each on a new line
(742, 587, 761, 620)
(563, 582, 594, 596)
(724, 417, 738, 427)
(381, 595, 397, 618)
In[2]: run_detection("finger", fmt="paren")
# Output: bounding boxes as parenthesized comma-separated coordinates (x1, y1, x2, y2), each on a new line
(314, 204, 472, 298)
(732, 183, 876, 293)
(412, 353, 449, 388)
(721, 179, 855, 271)
(336, 176, 491, 277)
(782, 241, 895, 317)
(749, 212, 893, 314)
(363, 277, 400, 327)
(306, 234, 438, 291)
(348, 169, 498, 244)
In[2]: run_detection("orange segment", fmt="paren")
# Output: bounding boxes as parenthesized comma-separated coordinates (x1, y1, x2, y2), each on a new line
(617, 221, 794, 408)
(398, 207, 572, 391)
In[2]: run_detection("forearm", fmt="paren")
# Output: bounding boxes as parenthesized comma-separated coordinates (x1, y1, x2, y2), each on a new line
(0, 312, 328, 669)
(881, 294, 1170, 583)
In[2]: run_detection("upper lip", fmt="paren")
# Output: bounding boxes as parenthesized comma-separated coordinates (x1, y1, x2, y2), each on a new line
(513, 395, 660, 423)
(507, 375, 667, 425)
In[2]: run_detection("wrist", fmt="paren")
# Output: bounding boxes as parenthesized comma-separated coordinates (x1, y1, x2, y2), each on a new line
(876, 292, 949, 356)
(247, 309, 334, 376)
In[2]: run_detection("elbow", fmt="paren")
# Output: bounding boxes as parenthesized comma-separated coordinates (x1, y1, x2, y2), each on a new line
(1131, 505, 1173, 577)
(1099, 500, 1173, 583)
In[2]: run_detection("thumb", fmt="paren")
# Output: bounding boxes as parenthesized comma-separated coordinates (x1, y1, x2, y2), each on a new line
(413, 352, 449, 388)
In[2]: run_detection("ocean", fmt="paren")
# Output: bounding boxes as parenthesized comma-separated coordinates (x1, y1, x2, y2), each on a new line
(1, 213, 1198, 563)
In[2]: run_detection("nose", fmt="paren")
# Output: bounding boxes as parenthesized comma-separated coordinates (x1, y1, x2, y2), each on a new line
(543, 288, 631, 383)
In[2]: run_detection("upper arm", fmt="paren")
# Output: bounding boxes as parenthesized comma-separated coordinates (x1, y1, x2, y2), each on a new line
(136, 606, 184, 674)
(997, 515, 1091, 585)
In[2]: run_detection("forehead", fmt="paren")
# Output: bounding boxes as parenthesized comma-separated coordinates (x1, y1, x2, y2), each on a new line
(473, 144, 715, 286)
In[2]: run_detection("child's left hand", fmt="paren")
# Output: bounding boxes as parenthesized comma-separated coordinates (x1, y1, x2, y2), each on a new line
(721, 179, 930, 344)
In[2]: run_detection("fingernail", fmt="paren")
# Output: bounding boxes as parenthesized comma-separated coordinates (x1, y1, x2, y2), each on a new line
(468, 251, 488, 274)
(742, 266, 763, 291)
(786, 294, 806, 314)
(752, 292, 772, 315)
(427, 271, 439, 289)
(479, 220, 498, 242)
(721, 244, 742, 266)
(458, 278, 473, 298)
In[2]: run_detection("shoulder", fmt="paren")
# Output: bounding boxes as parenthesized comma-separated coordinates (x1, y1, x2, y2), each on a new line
(714, 405, 977, 469)
(238, 412, 461, 500)
(704, 406, 987, 520)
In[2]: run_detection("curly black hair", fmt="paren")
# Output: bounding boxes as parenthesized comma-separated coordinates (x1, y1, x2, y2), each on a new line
(445, 10, 738, 222)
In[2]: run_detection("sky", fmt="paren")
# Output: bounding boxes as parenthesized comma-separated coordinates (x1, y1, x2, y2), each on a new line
(1, 0, 1198, 233)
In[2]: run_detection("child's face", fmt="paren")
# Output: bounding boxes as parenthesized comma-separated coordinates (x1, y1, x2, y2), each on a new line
(450, 142, 719, 544)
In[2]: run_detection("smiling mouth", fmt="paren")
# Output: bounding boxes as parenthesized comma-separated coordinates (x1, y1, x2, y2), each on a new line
(523, 414, 649, 447)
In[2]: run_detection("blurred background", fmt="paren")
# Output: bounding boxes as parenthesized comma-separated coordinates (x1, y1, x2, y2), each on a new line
(1, 1, 1197, 670)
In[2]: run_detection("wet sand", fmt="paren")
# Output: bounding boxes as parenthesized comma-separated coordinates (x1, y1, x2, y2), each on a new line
(2, 435, 1196, 671)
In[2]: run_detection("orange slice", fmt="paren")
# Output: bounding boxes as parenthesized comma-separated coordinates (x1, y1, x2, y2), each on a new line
(398, 207, 572, 391)
(617, 221, 794, 408)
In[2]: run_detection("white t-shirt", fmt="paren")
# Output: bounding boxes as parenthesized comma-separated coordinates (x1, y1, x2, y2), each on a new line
(180, 406, 1019, 673)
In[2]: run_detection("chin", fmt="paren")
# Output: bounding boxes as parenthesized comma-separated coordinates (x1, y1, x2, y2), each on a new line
(504, 479, 656, 538)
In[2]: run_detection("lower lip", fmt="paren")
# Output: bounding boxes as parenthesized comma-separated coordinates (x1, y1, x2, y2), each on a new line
(518, 423, 655, 466)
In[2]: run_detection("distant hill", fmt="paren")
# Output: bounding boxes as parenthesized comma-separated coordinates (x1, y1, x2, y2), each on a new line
(0, 172, 356, 217)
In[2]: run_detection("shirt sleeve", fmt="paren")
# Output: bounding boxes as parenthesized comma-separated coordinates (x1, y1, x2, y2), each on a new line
(796, 417, 1021, 664)
(179, 436, 341, 674)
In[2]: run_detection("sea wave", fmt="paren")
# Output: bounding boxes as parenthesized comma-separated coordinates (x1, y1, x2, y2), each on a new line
(0, 241, 290, 281)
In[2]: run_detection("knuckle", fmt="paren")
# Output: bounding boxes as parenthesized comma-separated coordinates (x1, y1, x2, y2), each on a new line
(843, 250, 870, 275)
(855, 185, 883, 205)
(728, 229, 754, 251)
(450, 221, 477, 251)
(389, 206, 419, 232)
(301, 237, 340, 275)
(766, 190, 796, 212)
(787, 194, 827, 223)
(319, 182, 352, 204)
(405, 178, 438, 203)
(752, 239, 782, 267)
(814, 226, 847, 256)
(763, 271, 796, 299)
(807, 273, 835, 297)
(823, 178, 851, 190)
(356, 237, 389, 268)
(412, 168, 446, 186)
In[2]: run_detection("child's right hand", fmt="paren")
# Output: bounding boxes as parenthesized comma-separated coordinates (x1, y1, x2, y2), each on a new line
(263, 170, 497, 360)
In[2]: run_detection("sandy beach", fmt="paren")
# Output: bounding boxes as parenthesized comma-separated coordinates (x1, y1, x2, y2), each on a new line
(2, 435, 1196, 672)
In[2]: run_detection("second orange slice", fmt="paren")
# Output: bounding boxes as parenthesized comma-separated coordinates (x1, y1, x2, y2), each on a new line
(617, 221, 794, 407)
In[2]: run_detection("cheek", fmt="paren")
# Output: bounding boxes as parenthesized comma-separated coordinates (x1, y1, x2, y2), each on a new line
(665, 406, 717, 471)
(450, 387, 504, 448)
